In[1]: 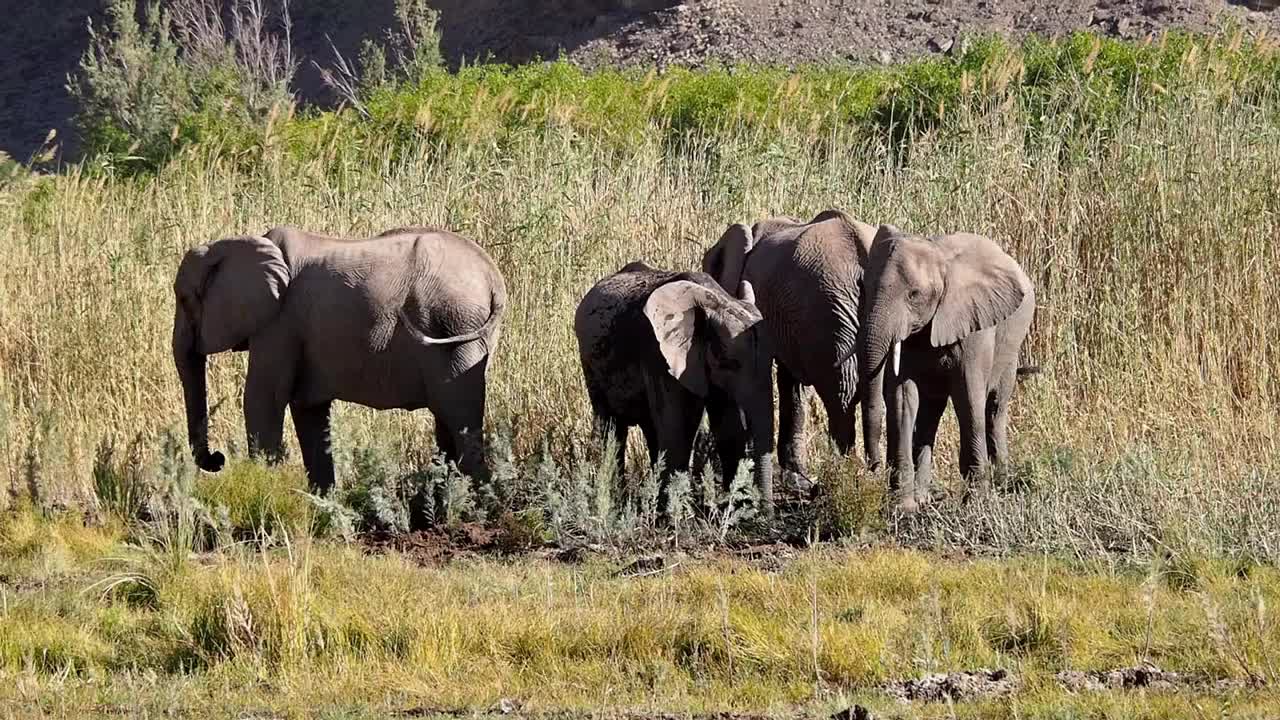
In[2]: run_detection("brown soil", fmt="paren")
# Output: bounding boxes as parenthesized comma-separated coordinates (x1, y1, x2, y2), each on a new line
(5, 1, 1279, 161)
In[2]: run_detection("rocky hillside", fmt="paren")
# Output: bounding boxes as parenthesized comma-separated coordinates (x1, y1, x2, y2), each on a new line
(4, 0, 1279, 161)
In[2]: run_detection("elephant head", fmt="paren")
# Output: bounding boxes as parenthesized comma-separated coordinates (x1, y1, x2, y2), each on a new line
(847, 229, 1031, 381)
(644, 279, 776, 510)
(172, 236, 291, 472)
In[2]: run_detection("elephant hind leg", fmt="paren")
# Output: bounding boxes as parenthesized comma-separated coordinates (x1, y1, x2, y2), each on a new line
(953, 373, 992, 499)
(434, 418, 457, 462)
(639, 420, 660, 470)
(429, 351, 490, 486)
(817, 382, 857, 457)
(587, 388, 630, 476)
(292, 400, 334, 495)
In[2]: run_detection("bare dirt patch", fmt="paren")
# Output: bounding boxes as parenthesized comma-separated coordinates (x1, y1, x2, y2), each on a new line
(882, 668, 1022, 703)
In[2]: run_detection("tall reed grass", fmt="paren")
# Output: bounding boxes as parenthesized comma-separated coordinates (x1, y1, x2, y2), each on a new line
(1, 33, 1278, 558)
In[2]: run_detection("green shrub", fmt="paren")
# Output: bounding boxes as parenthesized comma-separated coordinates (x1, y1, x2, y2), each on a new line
(68, 0, 296, 171)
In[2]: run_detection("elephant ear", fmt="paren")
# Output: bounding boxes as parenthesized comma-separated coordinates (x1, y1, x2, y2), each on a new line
(929, 233, 1030, 347)
(644, 280, 712, 397)
(175, 236, 290, 354)
(702, 223, 753, 295)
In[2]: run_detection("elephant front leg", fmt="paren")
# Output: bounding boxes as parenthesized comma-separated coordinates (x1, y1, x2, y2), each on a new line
(776, 363, 808, 478)
(705, 394, 747, 488)
(651, 392, 703, 519)
(911, 392, 948, 508)
(952, 373, 992, 501)
(244, 350, 292, 465)
(884, 372, 919, 514)
(292, 400, 334, 494)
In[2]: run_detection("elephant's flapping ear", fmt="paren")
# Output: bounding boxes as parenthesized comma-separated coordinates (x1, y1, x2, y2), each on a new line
(702, 223, 753, 295)
(929, 233, 1031, 347)
(644, 280, 712, 397)
(175, 236, 290, 354)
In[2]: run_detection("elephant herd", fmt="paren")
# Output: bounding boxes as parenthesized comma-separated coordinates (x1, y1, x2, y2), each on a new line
(172, 212, 1035, 519)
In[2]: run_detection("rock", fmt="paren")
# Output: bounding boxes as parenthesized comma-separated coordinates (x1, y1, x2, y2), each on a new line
(492, 698, 520, 715)
(885, 669, 1020, 703)
(830, 705, 875, 720)
(926, 36, 954, 53)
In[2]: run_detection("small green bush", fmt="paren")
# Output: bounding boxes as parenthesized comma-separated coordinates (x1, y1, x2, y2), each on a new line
(68, 0, 296, 171)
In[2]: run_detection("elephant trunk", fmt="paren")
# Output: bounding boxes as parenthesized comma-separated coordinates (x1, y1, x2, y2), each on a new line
(747, 392, 776, 519)
(858, 304, 903, 392)
(173, 313, 225, 473)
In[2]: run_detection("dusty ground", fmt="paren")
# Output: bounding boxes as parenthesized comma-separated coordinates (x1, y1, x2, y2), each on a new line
(4, 0, 1280, 160)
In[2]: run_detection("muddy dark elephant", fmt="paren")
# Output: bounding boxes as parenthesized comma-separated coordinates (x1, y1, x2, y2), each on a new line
(574, 262, 777, 516)
(844, 226, 1035, 514)
(702, 209, 885, 483)
(172, 225, 506, 495)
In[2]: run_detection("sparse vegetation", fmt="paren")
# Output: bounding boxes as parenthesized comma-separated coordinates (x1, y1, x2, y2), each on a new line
(68, 0, 297, 170)
(2, 27, 1279, 717)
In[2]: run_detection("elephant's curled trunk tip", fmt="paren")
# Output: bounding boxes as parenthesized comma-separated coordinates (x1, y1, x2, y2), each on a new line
(174, 324, 226, 474)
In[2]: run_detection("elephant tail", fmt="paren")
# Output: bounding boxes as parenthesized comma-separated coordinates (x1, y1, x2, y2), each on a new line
(399, 287, 505, 346)
(1016, 365, 1042, 380)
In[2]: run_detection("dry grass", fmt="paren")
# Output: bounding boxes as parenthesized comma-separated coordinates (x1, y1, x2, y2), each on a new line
(2, 45, 1279, 559)
(0, 510, 1278, 717)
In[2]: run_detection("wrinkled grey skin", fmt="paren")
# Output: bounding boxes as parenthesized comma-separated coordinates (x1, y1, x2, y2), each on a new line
(574, 262, 777, 517)
(172, 226, 506, 496)
(703, 209, 885, 481)
(848, 226, 1035, 513)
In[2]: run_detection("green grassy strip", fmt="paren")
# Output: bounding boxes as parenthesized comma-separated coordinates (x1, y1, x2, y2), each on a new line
(88, 30, 1280, 173)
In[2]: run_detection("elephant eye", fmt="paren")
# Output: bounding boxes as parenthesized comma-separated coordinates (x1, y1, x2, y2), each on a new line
(908, 289, 921, 301)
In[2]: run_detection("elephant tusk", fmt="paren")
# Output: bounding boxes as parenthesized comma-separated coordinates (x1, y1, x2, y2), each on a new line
(892, 341, 901, 377)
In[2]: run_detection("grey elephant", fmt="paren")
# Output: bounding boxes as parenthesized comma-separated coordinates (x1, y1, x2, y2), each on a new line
(574, 262, 776, 516)
(702, 210, 885, 482)
(844, 226, 1035, 514)
(172, 225, 506, 495)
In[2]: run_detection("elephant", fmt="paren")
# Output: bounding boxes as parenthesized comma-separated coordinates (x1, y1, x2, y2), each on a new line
(574, 262, 777, 516)
(172, 225, 506, 496)
(843, 225, 1036, 514)
(702, 209, 885, 483)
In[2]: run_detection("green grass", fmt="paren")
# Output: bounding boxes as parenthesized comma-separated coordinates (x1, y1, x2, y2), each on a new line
(0, 510, 1277, 717)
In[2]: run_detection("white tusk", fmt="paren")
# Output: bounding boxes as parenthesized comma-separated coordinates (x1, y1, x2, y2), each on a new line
(892, 341, 902, 376)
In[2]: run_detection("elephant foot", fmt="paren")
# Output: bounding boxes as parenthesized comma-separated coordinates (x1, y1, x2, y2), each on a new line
(195, 449, 226, 473)
(781, 469, 816, 497)
(915, 481, 946, 508)
(959, 478, 993, 505)
(893, 495, 920, 516)
(779, 456, 808, 479)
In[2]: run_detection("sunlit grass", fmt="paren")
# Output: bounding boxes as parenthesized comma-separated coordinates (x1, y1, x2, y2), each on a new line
(2, 35, 1280, 716)
(0, 509, 1277, 716)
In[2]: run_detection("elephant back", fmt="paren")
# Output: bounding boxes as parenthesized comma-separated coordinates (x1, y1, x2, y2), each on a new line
(744, 215, 866, 393)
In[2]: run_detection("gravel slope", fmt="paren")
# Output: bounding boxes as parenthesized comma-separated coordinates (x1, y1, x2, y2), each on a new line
(3, 0, 1278, 161)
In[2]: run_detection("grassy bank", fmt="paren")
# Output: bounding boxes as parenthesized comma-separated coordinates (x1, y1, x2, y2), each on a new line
(2, 32, 1280, 560)
(0, 510, 1277, 718)
(1, 30, 1280, 718)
